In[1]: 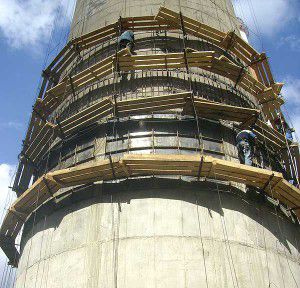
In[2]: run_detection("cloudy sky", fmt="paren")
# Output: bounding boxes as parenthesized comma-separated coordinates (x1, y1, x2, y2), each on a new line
(0, 0, 76, 282)
(0, 0, 299, 277)
(0, 0, 76, 200)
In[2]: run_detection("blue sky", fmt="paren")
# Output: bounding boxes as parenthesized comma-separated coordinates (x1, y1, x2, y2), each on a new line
(0, 0, 75, 277)
(0, 0, 299, 278)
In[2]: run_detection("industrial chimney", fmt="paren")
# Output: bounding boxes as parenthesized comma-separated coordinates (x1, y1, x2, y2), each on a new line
(1, 0, 299, 287)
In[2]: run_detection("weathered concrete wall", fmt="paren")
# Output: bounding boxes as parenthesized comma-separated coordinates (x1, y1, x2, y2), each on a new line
(69, 0, 239, 39)
(15, 181, 300, 287)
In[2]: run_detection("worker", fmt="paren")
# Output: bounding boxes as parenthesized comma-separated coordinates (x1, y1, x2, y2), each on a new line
(236, 129, 257, 166)
(274, 113, 295, 142)
(286, 128, 295, 142)
(118, 30, 135, 53)
(289, 179, 300, 189)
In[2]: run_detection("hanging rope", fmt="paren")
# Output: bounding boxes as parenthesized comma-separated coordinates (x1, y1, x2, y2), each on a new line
(250, 111, 299, 286)
(178, 8, 202, 152)
(195, 194, 209, 288)
(277, 112, 299, 186)
(212, 166, 240, 288)
(33, 214, 48, 288)
(0, 166, 17, 288)
(32, 129, 56, 287)
(22, 178, 42, 288)
(22, 126, 55, 287)
(264, 171, 299, 287)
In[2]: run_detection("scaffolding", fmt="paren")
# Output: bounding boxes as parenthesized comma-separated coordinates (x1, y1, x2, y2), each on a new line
(2, 6, 300, 267)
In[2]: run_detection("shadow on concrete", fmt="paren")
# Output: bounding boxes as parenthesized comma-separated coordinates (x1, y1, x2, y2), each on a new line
(21, 177, 300, 256)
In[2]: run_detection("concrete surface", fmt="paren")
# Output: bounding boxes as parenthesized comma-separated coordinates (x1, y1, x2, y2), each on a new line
(15, 181, 300, 287)
(69, 0, 240, 39)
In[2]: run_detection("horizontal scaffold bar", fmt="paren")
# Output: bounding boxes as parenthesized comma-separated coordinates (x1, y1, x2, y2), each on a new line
(25, 92, 288, 164)
(27, 92, 290, 164)
(1, 153, 300, 267)
(23, 6, 284, 154)
(34, 49, 282, 123)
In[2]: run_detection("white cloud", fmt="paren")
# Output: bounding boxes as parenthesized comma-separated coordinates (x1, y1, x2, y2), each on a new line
(0, 163, 16, 216)
(0, 121, 24, 130)
(282, 77, 300, 105)
(282, 77, 300, 137)
(278, 35, 300, 52)
(233, 0, 298, 37)
(0, 0, 75, 49)
(0, 163, 16, 285)
(288, 114, 300, 141)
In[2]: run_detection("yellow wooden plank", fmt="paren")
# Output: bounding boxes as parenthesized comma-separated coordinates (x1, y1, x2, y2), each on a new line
(2, 153, 300, 267)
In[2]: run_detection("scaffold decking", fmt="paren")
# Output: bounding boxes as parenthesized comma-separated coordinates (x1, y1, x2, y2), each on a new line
(23, 6, 284, 152)
(1, 153, 300, 266)
(24, 93, 290, 165)
(35, 50, 281, 122)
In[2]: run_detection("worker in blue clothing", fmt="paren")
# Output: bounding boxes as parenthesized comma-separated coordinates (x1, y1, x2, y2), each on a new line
(118, 30, 135, 53)
(285, 128, 294, 142)
(236, 129, 257, 166)
(274, 112, 295, 142)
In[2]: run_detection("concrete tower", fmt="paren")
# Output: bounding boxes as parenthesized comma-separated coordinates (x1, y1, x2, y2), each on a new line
(1, 0, 300, 287)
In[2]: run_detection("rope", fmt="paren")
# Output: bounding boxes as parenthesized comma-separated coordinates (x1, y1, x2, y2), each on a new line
(16, 0, 77, 195)
(255, 111, 299, 286)
(282, 105, 299, 143)
(265, 174, 299, 287)
(234, 0, 263, 46)
(0, 166, 17, 287)
(43, 215, 55, 288)
(246, 0, 264, 50)
(177, 2, 210, 285)
(178, 8, 202, 151)
(111, 193, 121, 288)
(212, 166, 240, 288)
(22, 128, 54, 287)
(195, 194, 209, 288)
(277, 113, 299, 186)
(33, 214, 47, 288)
(32, 130, 55, 287)
(111, 17, 122, 139)
(22, 178, 42, 288)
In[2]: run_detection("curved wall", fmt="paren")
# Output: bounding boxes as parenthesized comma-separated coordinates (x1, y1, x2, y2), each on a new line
(69, 0, 239, 39)
(16, 180, 300, 287)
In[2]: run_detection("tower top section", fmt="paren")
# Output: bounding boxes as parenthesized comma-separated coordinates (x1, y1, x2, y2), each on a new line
(70, 0, 240, 39)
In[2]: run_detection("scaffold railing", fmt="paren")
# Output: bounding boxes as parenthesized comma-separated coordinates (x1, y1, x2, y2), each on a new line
(23, 92, 291, 165)
(23, 6, 285, 151)
(1, 153, 300, 266)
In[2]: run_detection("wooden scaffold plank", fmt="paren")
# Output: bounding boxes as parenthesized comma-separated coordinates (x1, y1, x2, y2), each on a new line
(2, 153, 300, 267)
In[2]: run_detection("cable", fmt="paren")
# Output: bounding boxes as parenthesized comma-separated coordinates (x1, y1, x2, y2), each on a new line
(33, 214, 47, 288)
(255, 108, 299, 286)
(177, 7, 202, 151)
(22, 183, 42, 288)
(0, 166, 17, 287)
(265, 175, 299, 287)
(22, 127, 55, 287)
(247, 0, 264, 51)
(277, 113, 299, 186)
(212, 167, 240, 288)
(195, 194, 209, 288)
